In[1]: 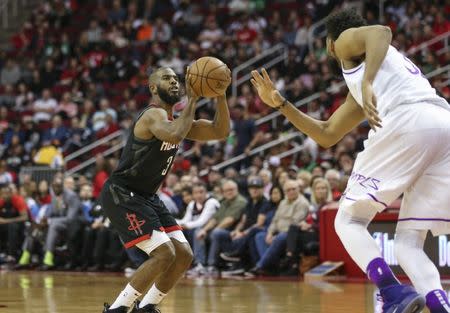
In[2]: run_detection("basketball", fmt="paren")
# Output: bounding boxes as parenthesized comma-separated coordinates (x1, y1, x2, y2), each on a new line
(188, 57, 231, 98)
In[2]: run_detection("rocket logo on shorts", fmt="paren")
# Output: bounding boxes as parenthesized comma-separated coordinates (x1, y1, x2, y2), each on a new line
(126, 213, 146, 235)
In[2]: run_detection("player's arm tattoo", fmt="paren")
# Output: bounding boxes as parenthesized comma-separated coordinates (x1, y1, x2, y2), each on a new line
(185, 95, 230, 141)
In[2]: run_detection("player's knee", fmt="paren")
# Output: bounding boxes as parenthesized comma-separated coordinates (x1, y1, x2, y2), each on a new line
(334, 209, 348, 241)
(176, 243, 193, 269)
(152, 242, 177, 267)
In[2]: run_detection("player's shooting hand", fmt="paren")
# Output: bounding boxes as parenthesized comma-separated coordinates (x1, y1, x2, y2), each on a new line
(185, 66, 200, 102)
(362, 80, 382, 130)
(251, 68, 284, 108)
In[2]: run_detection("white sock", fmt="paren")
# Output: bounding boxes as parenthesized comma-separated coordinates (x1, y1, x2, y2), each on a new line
(110, 283, 142, 309)
(395, 229, 443, 295)
(140, 284, 167, 307)
(334, 209, 381, 271)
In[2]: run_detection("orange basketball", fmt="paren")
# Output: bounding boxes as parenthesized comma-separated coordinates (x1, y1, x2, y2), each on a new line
(188, 57, 231, 98)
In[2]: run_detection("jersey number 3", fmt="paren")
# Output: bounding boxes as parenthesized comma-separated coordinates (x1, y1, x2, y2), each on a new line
(162, 156, 174, 175)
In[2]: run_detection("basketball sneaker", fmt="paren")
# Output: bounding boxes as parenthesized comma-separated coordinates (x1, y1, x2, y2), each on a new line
(379, 285, 425, 313)
(130, 301, 161, 313)
(102, 303, 129, 313)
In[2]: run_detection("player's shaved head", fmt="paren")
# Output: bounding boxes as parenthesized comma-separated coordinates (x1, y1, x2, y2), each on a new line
(148, 67, 181, 106)
(149, 67, 173, 86)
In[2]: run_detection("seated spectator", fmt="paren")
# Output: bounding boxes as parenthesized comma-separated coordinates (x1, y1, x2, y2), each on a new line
(259, 169, 273, 199)
(249, 179, 309, 275)
(92, 98, 117, 132)
(0, 59, 21, 85)
(281, 178, 332, 276)
(42, 115, 68, 145)
(177, 182, 220, 247)
(0, 184, 28, 263)
(188, 179, 247, 276)
(17, 176, 81, 270)
(32, 89, 57, 123)
(325, 169, 342, 201)
(56, 92, 78, 119)
(220, 184, 284, 270)
(208, 177, 271, 274)
(0, 160, 14, 185)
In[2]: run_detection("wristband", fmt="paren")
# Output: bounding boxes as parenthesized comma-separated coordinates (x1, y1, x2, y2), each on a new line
(275, 99, 288, 110)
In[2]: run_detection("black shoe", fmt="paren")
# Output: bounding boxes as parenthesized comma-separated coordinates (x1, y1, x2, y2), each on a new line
(220, 251, 241, 262)
(102, 303, 128, 313)
(131, 301, 161, 313)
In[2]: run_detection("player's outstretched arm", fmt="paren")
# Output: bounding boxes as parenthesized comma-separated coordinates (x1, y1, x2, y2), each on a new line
(251, 68, 365, 148)
(185, 94, 231, 141)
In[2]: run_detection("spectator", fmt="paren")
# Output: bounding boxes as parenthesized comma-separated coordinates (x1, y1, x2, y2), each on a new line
(17, 176, 81, 270)
(92, 98, 117, 132)
(259, 169, 273, 199)
(0, 84, 16, 108)
(0, 161, 13, 185)
(282, 178, 332, 276)
(32, 89, 57, 123)
(249, 179, 309, 275)
(177, 182, 220, 245)
(0, 184, 28, 263)
(56, 92, 78, 119)
(325, 169, 342, 201)
(86, 20, 103, 43)
(42, 115, 68, 145)
(0, 59, 21, 85)
(188, 179, 247, 276)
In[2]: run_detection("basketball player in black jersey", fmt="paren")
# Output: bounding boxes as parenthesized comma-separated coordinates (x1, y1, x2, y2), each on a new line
(101, 67, 231, 313)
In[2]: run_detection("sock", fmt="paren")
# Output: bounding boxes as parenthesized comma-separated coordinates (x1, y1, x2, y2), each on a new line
(19, 250, 31, 265)
(43, 251, 54, 266)
(367, 257, 400, 289)
(426, 290, 450, 313)
(110, 283, 142, 309)
(140, 284, 167, 307)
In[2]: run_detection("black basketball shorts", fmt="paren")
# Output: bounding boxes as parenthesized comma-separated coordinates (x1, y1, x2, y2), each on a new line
(98, 180, 181, 249)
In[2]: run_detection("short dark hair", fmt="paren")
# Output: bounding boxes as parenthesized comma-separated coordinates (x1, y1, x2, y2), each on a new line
(326, 8, 367, 40)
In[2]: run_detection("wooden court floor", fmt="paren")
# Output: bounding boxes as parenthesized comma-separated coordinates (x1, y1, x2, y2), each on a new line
(0, 271, 437, 313)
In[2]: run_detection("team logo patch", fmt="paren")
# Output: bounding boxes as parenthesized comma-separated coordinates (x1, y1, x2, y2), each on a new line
(126, 213, 146, 235)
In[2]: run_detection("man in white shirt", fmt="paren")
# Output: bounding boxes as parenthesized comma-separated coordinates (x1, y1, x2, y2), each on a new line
(33, 89, 57, 123)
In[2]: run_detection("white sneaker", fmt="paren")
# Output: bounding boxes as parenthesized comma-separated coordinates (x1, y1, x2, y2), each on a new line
(186, 264, 206, 277)
(205, 266, 220, 278)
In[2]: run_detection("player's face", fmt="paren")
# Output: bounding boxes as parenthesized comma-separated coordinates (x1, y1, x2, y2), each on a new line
(156, 69, 180, 106)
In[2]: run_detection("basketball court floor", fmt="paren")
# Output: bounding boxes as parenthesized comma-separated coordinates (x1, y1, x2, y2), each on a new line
(0, 271, 438, 312)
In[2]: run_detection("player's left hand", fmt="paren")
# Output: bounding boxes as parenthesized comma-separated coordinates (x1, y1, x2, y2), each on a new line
(362, 80, 382, 130)
(251, 68, 284, 108)
(185, 66, 200, 102)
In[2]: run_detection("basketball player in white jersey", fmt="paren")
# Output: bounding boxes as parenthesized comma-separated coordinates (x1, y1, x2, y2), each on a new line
(251, 9, 450, 313)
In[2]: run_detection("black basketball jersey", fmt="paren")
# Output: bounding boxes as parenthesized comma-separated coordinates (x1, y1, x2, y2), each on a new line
(110, 105, 179, 195)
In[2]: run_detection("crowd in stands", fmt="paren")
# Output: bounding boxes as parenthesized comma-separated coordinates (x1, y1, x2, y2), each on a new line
(0, 0, 449, 277)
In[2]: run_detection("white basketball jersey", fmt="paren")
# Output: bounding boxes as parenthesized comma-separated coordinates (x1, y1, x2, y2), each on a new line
(342, 45, 449, 118)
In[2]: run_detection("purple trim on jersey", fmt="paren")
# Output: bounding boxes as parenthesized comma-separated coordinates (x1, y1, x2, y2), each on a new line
(342, 63, 364, 75)
(398, 218, 450, 222)
(367, 193, 388, 207)
(344, 196, 358, 202)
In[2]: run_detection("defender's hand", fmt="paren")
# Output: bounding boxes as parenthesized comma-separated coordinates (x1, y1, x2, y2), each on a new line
(251, 68, 283, 108)
(362, 80, 382, 130)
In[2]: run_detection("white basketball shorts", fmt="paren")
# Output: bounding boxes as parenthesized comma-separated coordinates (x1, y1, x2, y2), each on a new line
(339, 102, 450, 235)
